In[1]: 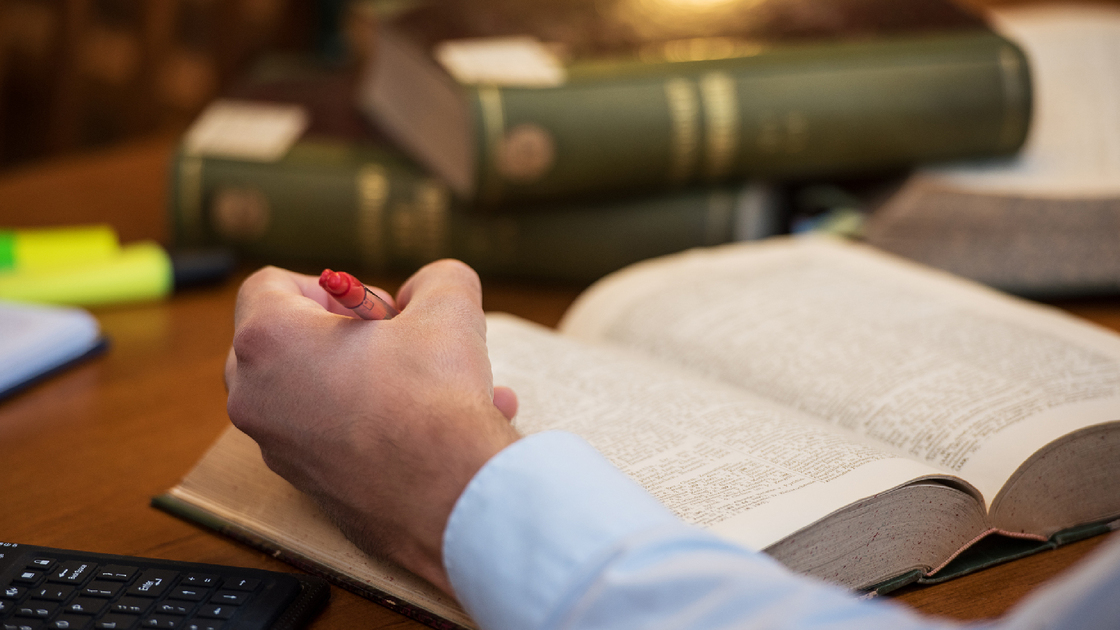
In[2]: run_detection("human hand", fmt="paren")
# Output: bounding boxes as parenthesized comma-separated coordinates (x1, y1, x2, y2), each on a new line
(224, 260, 520, 593)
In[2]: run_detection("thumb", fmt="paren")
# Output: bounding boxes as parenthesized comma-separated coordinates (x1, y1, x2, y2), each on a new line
(493, 386, 519, 421)
(396, 259, 484, 322)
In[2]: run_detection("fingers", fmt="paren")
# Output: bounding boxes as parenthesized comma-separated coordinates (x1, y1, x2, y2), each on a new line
(235, 267, 320, 329)
(493, 386, 519, 421)
(396, 260, 484, 322)
(393, 261, 491, 398)
(236, 266, 384, 324)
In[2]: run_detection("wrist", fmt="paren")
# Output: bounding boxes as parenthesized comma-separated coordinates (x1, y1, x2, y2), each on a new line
(389, 398, 520, 593)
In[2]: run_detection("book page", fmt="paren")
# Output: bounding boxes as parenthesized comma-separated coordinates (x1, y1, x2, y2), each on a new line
(560, 237, 1120, 503)
(487, 314, 946, 550)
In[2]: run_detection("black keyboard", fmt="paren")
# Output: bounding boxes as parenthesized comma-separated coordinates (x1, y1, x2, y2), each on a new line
(0, 543, 329, 630)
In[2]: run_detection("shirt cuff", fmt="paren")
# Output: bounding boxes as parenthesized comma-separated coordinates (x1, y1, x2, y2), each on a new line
(443, 430, 683, 630)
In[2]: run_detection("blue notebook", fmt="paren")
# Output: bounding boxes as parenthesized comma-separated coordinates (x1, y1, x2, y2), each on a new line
(0, 300, 107, 400)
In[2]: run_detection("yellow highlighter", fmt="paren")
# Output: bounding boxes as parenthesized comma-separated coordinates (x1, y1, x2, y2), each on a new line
(0, 241, 173, 306)
(0, 225, 120, 273)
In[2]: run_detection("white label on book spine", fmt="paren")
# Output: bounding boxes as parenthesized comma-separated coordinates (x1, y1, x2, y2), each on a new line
(435, 36, 567, 87)
(183, 100, 309, 162)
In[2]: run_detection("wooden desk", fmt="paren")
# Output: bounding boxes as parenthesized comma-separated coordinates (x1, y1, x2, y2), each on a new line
(0, 137, 1116, 628)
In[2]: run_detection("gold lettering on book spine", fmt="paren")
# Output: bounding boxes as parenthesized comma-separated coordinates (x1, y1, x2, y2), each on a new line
(356, 165, 390, 271)
(757, 111, 808, 154)
(391, 179, 450, 264)
(477, 86, 507, 205)
(178, 155, 204, 243)
(665, 78, 700, 184)
(700, 72, 740, 181)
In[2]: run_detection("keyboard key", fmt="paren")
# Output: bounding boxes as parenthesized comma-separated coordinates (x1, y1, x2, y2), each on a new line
(31, 585, 73, 601)
(111, 597, 153, 615)
(0, 600, 11, 614)
(48, 615, 90, 629)
(93, 614, 139, 629)
(208, 592, 246, 606)
(184, 622, 223, 630)
(65, 598, 106, 616)
(155, 603, 190, 616)
(13, 571, 42, 584)
(15, 601, 57, 618)
(220, 578, 257, 592)
(127, 571, 178, 598)
(27, 559, 55, 571)
(94, 566, 136, 582)
(167, 587, 206, 602)
(4, 622, 40, 630)
(195, 605, 234, 620)
(141, 616, 181, 628)
(179, 575, 217, 589)
(49, 562, 97, 585)
(80, 582, 121, 599)
(3, 585, 26, 599)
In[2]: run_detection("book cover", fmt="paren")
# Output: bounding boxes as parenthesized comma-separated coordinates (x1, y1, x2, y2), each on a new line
(170, 133, 780, 284)
(172, 61, 782, 282)
(358, 0, 1031, 208)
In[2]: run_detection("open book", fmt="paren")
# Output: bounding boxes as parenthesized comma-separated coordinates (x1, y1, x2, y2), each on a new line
(155, 237, 1120, 630)
(865, 5, 1120, 297)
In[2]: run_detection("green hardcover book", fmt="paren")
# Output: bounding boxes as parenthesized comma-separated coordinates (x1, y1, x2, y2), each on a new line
(169, 138, 777, 282)
(357, 0, 1031, 209)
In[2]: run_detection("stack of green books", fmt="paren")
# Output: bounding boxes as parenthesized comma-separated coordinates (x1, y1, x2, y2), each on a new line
(168, 0, 1031, 282)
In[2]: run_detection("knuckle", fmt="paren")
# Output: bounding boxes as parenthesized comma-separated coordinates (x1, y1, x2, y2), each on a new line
(225, 391, 252, 431)
(430, 259, 481, 288)
(231, 314, 281, 366)
(248, 265, 284, 282)
(225, 383, 267, 443)
(237, 266, 279, 299)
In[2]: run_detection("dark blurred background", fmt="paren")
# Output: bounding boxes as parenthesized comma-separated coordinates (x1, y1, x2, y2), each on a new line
(0, 0, 1080, 174)
(0, 0, 363, 171)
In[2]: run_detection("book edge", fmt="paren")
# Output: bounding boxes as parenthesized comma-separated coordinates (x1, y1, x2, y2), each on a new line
(0, 336, 109, 402)
(871, 518, 1119, 594)
(151, 492, 477, 630)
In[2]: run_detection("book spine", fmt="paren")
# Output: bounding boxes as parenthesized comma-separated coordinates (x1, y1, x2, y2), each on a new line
(469, 31, 1031, 208)
(168, 142, 759, 282)
(150, 493, 473, 630)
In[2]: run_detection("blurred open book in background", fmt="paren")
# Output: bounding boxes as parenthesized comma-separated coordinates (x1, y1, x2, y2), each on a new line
(865, 4, 1120, 297)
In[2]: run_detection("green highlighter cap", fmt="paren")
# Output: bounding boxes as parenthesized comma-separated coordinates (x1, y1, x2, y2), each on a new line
(0, 225, 119, 273)
(0, 232, 14, 270)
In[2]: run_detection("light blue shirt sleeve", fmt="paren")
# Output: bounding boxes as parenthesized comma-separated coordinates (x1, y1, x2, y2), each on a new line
(443, 431, 1120, 630)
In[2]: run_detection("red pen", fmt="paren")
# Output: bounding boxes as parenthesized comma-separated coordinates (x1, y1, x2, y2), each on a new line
(318, 269, 399, 320)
